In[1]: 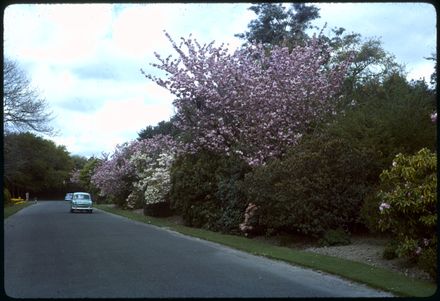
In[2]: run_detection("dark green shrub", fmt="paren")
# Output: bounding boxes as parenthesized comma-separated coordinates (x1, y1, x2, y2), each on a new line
(276, 233, 298, 247)
(319, 229, 351, 247)
(417, 246, 437, 280)
(242, 134, 374, 237)
(4, 188, 12, 205)
(170, 150, 250, 233)
(328, 73, 436, 173)
(144, 201, 173, 217)
(359, 190, 383, 233)
(382, 240, 398, 260)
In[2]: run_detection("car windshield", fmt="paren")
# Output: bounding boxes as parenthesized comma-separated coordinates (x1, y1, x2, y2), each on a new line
(74, 194, 90, 200)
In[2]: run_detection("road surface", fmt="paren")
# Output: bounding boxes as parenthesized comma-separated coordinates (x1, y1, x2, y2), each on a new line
(4, 201, 393, 298)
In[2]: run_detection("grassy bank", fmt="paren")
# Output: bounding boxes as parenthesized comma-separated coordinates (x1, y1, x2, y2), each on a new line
(95, 204, 436, 297)
(4, 202, 34, 219)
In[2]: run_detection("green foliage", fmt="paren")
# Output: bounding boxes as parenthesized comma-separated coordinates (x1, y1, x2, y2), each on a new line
(3, 188, 12, 205)
(319, 229, 351, 247)
(359, 190, 383, 233)
(417, 245, 437, 280)
(4, 132, 74, 197)
(170, 150, 250, 233)
(382, 240, 398, 260)
(235, 3, 320, 47)
(377, 148, 436, 277)
(71, 155, 88, 170)
(138, 117, 180, 140)
(242, 133, 374, 237)
(143, 201, 173, 217)
(330, 73, 436, 171)
(325, 28, 402, 98)
(79, 157, 102, 200)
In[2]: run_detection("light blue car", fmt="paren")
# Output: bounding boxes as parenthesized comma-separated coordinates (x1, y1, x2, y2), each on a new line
(70, 192, 93, 213)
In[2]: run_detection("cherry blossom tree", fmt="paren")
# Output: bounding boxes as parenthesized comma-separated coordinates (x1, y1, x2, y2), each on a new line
(144, 32, 351, 165)
(91, 143, 136, 203)
(91, 134, 181, 207)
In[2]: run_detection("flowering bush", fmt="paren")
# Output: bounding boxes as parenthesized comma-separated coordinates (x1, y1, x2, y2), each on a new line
(129, 152, 174, 208)
(144, 32, 351, 165)
(127, 135, 180, 209)
(91, 134, 180, 209)
(91, 143, 136, 207)
(377, 148, 437, 278)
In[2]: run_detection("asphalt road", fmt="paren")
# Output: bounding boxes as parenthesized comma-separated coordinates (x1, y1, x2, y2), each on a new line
(4, 201, 393, 298)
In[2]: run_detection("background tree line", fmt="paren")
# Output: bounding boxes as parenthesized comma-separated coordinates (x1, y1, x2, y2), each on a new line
(3, 57, 90, 201)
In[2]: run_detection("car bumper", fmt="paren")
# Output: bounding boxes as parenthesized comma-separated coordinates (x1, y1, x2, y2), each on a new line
(71, 206, 93, 211)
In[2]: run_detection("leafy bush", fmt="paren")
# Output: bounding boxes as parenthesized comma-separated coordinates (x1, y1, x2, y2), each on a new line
(241, 134, 375, 237)
(359, 190, 383, 233)
(143, 201, 173, 217)
(170, 150, 250, 233)
(3, 188, 12, 205)
(328, 74, 436, 174)
(319, 229, 351, 246)
(382, 240, 398, 260)
(377, 148, 436, 278)
(417, 244, 437, 280)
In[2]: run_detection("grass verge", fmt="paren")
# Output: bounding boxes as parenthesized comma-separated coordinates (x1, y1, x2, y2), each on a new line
(4, 202, 34, 219)
(95, 204, 437, 297)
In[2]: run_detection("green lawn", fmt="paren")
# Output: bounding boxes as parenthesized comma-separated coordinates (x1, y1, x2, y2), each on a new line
(95, 204, 436, 297)
(4, 202, 34, 219)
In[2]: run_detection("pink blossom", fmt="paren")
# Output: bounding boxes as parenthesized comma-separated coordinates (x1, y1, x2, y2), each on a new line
(91, 135, 181, 200)
(379, 202, 391, 212)
(431, 112, 437, 123)
(415, 246, 422, 255)
(144, 32, 351, 166)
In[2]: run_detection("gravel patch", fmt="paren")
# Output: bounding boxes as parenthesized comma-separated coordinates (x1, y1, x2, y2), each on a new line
(304, 237, 433, 282)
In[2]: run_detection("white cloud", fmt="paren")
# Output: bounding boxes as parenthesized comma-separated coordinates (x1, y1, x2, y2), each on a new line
(51, 97, 174, 157)
(407, 61, 436, 83)
(4, 4, 113, 65)
(109, 4, 174, 60)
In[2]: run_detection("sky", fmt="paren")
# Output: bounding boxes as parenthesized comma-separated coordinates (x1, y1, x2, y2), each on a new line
(3, 2, 437, 158)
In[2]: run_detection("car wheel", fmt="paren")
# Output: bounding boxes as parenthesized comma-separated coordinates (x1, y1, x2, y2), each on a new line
(70, 209, 74, 213)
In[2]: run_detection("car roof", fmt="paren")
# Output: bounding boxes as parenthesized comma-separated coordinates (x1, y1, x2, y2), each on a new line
(73, 192, 90, 195)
